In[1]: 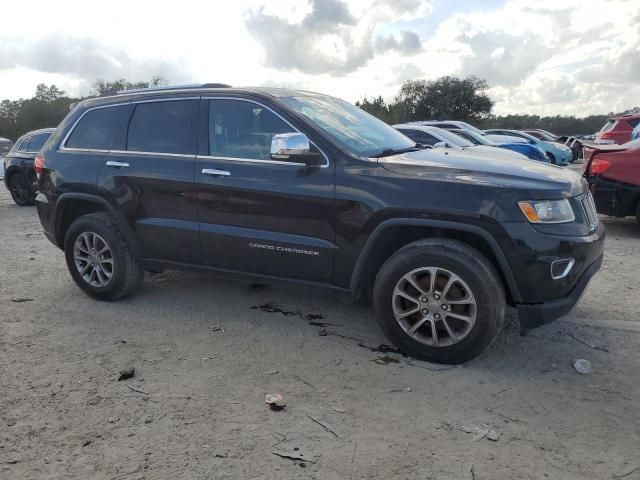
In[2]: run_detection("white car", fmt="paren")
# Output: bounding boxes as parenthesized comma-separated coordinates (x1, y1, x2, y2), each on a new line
(394, 124, 529, 161)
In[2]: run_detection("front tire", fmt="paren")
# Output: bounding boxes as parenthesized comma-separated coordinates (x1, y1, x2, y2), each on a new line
(64, 212, 143, 300)
(8, 173, 35, 206)
(373, 239, 505, 364)
(547, 153, 557, 165)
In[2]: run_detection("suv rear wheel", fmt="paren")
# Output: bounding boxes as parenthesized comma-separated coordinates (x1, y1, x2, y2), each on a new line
(373, 239, 505, 364)
(64, 212, 143, 300)
(8, 173, 35, 206)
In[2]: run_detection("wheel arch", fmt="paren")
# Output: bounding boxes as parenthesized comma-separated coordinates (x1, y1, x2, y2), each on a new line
(349, 219, 522, 304)
(55, 193, 140, 256)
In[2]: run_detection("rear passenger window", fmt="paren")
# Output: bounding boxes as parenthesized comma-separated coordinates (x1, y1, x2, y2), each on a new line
(66, 105, 131, 150)
(399, 129, 437, 146)
(127, 100, 198, 155)
(209, 99, 293, 160)
(626, 118, 640, 128)
(26, 133, 50, 152)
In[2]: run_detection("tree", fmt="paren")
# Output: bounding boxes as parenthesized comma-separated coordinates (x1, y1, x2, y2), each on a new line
(90, 76, 166, 96)
(34, 84, 65, 103)
(356, 96, 390, 122)
(394, 76, 494, 122)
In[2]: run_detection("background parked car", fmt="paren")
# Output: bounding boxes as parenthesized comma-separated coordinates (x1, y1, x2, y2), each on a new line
(583, 138, 640, 227)
(394, 124, 529, 161)
(596, 114, 640, 145)
(0, 137, 13, 180)
(449, 128, 549, 162)
(3, 128, 54, 205)
(484, 129, 573, 166)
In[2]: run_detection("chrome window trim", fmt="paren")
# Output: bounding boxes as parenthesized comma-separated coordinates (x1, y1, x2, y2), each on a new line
(202, 96, 330, 168)
(196, 154, 305, 167)
(108, 150, 195, 159)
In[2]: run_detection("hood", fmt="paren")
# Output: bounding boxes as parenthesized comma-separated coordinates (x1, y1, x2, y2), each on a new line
(379, 148, 585, 198)
(468, 145, 527, 160)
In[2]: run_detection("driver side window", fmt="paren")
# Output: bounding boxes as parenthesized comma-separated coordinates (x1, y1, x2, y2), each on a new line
(208, 99, 294, 160)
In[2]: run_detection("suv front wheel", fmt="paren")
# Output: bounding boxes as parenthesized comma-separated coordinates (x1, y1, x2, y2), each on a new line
(64, 212, 143, 300)
(373, 239, 505, 364)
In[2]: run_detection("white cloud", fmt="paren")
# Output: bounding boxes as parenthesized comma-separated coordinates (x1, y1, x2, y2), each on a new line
(0, 0, 637, 116)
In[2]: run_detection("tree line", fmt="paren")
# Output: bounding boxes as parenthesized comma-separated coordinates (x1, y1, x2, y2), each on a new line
(357, 76, 637, 136)
(0, 77, 165, 141)
(1, 75, 636, 141)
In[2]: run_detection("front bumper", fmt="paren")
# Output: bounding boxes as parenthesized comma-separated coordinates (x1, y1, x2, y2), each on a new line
(516, 254, 603, 333)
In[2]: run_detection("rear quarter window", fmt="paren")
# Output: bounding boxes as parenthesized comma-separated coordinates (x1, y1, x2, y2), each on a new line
(26, 132, 51, 152)
(127, 100, 198, 155)
(66, 105, 132, 150)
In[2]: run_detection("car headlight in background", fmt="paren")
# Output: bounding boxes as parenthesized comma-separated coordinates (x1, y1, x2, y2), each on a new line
(518, 199, 575, 223)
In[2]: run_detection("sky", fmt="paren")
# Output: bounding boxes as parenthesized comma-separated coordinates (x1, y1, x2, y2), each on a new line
(0, 0, 638, 116)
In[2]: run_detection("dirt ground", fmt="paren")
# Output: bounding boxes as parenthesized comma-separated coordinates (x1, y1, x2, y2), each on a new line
(1, 183, 640, 480)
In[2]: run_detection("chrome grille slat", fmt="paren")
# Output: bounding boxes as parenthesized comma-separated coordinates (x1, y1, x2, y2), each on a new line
(580, 192, 598, 231)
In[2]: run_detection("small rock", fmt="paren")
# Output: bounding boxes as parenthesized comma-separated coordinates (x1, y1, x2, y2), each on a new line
(7, 420, 16, 427)
(487, 430, 500, 441)
(117, 367, 135, 381)
(406, 387, 413, 392)
(209, 326, 224, 332)
(332, 407, 346, 413)
(82, 440, 92, 447)
(107, 417, 118, 424)
(265, 393, 286, 411)
(573, 359, 592, 375)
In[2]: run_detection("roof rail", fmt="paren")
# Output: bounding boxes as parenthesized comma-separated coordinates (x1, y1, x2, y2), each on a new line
(116, 83, 232, 95)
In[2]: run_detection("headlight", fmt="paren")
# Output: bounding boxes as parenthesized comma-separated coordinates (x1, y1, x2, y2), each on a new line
(518, 199, 575, 223)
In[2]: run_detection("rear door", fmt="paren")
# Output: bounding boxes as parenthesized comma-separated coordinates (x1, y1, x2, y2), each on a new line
(96, 97, 201, 264)
(194, 97, 336, 282)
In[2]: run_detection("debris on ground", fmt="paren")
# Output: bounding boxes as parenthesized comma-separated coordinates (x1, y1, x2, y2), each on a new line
(487, 430, 500, 441)
(10, 298, 33, 303)
(272, 446, 315, 463)
(568, 333, 609, 353)
(332, 406, 346, 413)
(307, 414, 340, 438)
(389, 387, 412, 393)
(209, 325, 224, 332)
(573, 359, 592, 375)
(263, 370, 279, 375)
(265, 393, 286, 411)
(117, 367, 135, 381)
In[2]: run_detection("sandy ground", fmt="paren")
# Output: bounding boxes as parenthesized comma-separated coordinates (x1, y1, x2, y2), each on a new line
(1, 184, 640, 480)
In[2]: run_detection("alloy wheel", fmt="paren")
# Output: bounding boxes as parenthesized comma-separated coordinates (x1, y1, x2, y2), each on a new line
(392, 267, 477, 347)
(73, 232, 114, 288)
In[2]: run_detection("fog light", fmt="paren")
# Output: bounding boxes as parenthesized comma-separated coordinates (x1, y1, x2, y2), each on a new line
(551, 258, 575, 280)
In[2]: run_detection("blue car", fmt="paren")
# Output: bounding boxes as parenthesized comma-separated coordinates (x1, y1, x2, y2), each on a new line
(449, 129, 549, 163)
(484, 129, 573, 166)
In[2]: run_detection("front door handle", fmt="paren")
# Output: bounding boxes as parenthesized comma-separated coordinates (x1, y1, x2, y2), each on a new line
(202, 168, 231, 178)
(106, 160, 130, 168)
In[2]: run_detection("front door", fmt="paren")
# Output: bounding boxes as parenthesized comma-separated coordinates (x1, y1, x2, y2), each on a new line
(194, 98, 336, 282)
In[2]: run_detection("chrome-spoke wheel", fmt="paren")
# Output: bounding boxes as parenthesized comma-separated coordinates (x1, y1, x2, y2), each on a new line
(392, 267, 477, 347)
(73, 232, 114, 288)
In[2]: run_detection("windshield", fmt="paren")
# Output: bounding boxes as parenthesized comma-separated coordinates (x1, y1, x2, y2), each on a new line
(427, 127, 474, 147)
(279, 95, 415, 157)
(456, 129, 494, 146)
(456, 121, 484, 135)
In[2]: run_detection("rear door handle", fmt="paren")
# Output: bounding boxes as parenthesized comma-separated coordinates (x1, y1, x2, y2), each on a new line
(202, 168, 231, 177)
(106, 161, 130, 168)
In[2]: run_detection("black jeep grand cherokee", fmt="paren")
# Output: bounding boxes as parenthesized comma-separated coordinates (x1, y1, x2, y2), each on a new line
(35, 84, 604, 363)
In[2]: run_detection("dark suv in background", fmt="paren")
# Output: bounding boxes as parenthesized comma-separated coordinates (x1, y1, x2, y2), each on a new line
(35, 85, 604, 363)
(3, 128, 55, 205)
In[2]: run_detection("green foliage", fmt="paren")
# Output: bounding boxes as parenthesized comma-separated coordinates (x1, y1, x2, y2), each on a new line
(0, 77, 166, 141)
(356, 75, 634, 136)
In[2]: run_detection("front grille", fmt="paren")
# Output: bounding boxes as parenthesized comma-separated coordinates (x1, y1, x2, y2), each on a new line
(581, 192, 598, 231)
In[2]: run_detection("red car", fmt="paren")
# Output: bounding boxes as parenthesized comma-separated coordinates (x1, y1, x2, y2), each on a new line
(583, 139, 640, 226)
(595, 114, 640, 145)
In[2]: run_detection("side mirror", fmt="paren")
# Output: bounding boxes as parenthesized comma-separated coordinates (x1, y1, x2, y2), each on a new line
(271, 133, 323, 166)
(433, 141, 447, 149)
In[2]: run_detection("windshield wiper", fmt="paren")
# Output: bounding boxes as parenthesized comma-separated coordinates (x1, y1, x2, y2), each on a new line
(370, 145, 422, 158)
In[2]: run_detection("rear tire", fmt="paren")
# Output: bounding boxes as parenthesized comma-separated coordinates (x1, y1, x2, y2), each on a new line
(547, 153, 557, 165)
(8, 173, 35, 206)
(372, 239, 505, 364)
(636, 202, 640, 229)
(64, 212, 143, 300)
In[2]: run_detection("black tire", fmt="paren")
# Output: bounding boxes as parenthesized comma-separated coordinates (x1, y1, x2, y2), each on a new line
(547, 153, 557, 165)
(636, 202, 640, 229)
(64, 212, 143, 300)
(372, 239, 505, 364)
(8, 173, 35, 206)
